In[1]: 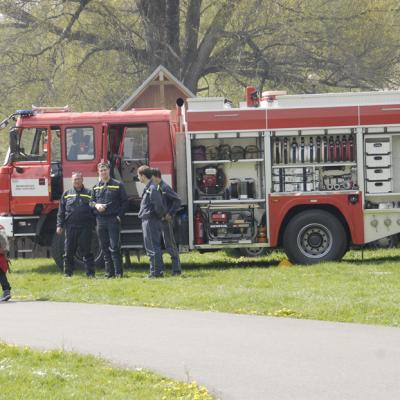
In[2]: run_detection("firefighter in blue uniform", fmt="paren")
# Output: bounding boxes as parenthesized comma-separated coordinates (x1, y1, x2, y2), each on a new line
(151, 168, 182, 275)
(56, 172, 95, 277)
(91, 162, 128, 278)
(137, 165, 165, 278)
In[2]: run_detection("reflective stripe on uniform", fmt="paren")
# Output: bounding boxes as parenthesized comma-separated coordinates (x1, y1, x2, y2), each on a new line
(80, 194, 91, 199)
(93, 185, 120, 190)
(64, 194, 77, 198)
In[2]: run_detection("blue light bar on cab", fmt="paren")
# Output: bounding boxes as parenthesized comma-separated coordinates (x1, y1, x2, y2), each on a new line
(15, 109, 34, 117)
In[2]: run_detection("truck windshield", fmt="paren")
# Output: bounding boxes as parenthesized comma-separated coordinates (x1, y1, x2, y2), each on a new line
(15, 127, 48, 161)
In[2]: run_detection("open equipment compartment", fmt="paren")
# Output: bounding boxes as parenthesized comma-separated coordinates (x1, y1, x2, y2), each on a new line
(270, 128, 358, 193)
(187, 130, 268, 249)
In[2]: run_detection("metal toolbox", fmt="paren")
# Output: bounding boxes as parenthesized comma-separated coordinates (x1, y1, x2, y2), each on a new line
(366, 167, 391, 181)
(366, 180, 392, 193)
(365, 154, 391, 168)
(365, 140, 390, 155)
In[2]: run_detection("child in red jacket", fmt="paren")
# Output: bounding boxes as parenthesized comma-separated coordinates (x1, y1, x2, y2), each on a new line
(0, 229, 11, 302)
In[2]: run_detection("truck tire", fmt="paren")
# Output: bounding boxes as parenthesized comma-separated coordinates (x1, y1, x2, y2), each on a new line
(51, 231, 104, 271)
(283, 210, 347, 264)
(239, 247, 269, 257)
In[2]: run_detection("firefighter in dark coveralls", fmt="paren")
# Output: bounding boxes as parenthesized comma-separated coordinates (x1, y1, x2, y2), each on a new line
(91, 162, 128, 278)
(56, 172, 95, 277)
(137, 165, 165, 278)
(151, 168, 182, 275)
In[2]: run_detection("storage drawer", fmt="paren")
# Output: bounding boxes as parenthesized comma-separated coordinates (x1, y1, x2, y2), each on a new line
(366, 167, 391, 181)
(366, 180, 392, 193)
(365, 140, 390, 155)
(365, 154, 391, 167)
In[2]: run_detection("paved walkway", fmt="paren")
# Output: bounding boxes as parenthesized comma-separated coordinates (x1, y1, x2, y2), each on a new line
(1, 301, 400, 399)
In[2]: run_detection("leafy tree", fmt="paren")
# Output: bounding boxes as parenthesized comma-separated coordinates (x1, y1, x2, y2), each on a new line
(0, 0, 399, 115)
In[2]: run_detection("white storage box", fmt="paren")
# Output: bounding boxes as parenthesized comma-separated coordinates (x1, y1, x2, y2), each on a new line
(187, 97, 225, 111)
(366, 167, 391, 181)
(365, 140, 390, 155)
(365, 154, 391, 167)
(366, 180, 392, 193)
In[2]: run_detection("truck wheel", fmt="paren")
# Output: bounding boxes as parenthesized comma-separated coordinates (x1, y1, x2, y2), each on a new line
(239, 247, 269, 257)
(51, 231, 104, 271)
(283, 210, 347, 264)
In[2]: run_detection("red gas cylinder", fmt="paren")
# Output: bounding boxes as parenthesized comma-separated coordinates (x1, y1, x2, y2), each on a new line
(194, 209, 204, 244)
(245, 86, 260, 107)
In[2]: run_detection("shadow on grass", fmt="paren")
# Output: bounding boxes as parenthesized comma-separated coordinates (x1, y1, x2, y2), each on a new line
(14, 249, 400, 276)
(13, 257, 279, 275)
(12, 263, 59, 275)
(345, 254, 400, 264)
(179, 259, 279, 270)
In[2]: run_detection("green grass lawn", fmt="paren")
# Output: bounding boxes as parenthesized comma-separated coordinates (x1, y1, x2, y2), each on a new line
(6, 248, 400, 326)
(0, 343, 212, 400)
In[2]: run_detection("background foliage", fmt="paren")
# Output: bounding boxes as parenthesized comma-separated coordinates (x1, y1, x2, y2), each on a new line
(0, 0, 400, 118)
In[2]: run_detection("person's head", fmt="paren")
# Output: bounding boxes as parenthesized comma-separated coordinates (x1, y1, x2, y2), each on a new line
(72, 130, 83, 144)
(71, 171, 83, 190)
(98, 162, 110, 182)
(151, 168, 162, 185)
(137, 165, 153, 184)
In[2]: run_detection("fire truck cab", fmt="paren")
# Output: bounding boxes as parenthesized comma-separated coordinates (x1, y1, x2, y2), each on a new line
(2, 87, 400, 265)
(0, 107, 177, 266)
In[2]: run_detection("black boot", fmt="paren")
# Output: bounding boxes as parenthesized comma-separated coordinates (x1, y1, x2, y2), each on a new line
(104, 262, 115, 278)
(0, 290, 11, 301)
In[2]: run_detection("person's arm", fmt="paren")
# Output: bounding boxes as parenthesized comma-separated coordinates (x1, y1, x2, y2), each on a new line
(150, 186, 165, 218)
(56, 194, 66, 233)
(165, 186, 181, 216)
(117, 183, 129, 219)
(89, 186, 97, 208)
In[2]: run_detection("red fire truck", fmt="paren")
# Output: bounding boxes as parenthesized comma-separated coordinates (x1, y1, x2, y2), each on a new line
(1, 87, 400, 266)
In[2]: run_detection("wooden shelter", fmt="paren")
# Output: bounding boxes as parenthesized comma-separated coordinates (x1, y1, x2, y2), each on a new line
(118, 65, 195, 111)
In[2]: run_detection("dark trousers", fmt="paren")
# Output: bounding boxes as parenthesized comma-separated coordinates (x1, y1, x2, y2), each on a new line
(0, 270, 11, 291)
(161, 219, 181, 273)
(142, 218, 163, 276)
(97, 216, 122, 276)
(64, 224, 95, 276)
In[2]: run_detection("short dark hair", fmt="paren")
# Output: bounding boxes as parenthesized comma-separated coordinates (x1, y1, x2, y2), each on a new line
(137, 165, 153, 179)
(152, 168, 162, 178)
(97, 162, 110, 170)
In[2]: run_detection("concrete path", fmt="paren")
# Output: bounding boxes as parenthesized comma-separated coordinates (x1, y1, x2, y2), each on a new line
(1, 301, 400, 400)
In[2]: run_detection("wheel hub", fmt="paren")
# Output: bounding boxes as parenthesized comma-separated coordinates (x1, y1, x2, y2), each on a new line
(297, 224, 332, 258)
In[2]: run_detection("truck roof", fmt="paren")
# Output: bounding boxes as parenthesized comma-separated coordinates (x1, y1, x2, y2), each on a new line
(16, 109, 172, 127)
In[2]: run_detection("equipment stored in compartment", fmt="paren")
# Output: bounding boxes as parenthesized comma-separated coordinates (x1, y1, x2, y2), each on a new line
(272, 134, 356, 165)
(203, 208, 257, 243)
(192, 145, 206, 160)
(229, 178, 255, 199)
(195, 164, 226, 199)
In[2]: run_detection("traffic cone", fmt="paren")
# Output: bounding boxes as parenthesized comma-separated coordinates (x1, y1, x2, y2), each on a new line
(278, 258, 293, 268)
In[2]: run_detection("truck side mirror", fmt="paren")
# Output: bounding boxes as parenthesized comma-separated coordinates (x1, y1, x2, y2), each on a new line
(9, 128, 18, 154)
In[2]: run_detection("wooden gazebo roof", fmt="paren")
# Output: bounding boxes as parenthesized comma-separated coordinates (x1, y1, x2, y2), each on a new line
(118, 65, 195, 111)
